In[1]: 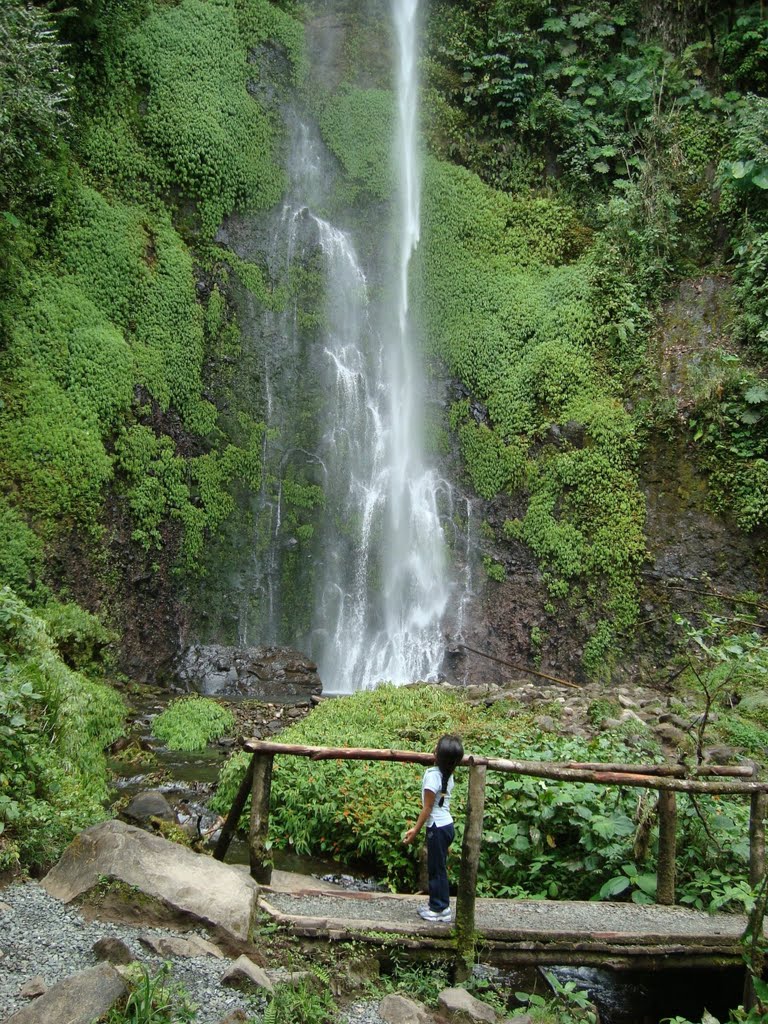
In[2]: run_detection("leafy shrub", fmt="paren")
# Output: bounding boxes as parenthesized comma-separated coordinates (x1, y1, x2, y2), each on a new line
(0, 586, 126, 870)
(213, 685, 741, 902)
(153, 696, 235, 751)
(0, 0, 71, 212)
(0, 498, 44, 600)
(40, 600, 117, 673)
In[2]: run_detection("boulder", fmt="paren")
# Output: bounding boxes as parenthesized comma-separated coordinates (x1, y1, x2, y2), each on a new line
(221, 955, 274, 992)
(124, 790, 175, 823)
(437, 987, 497, 1023)
(176, 644, 322, 704)
(4, 963, 126, 1024)
(92, 936, 134, 965)
(42, 819, 258, 941)
(379, 992, 433, 1024)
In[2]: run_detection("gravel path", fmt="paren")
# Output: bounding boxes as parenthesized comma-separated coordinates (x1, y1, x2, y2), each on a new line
(263, 890, 751, 942)
(0, 882, 382, 1023)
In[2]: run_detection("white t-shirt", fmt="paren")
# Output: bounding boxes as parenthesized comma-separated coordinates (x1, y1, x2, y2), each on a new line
(422, 766, 454, 828)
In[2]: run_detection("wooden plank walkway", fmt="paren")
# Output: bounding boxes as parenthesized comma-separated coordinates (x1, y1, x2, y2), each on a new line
(258, 887, 759, 970)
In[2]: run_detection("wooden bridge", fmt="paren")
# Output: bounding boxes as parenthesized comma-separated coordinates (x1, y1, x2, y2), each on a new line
(214, 741, 768, 976)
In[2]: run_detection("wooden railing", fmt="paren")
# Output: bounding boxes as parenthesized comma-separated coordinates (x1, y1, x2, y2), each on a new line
(214, 741, 767, 976)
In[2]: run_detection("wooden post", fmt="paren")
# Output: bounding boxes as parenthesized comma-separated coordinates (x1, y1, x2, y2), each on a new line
(213, 753, 256, 861)
(249, 753, 274, 884)
(656, 789, 677, 905)
(749, 789, 767, 888)
(454, 764, 487, 982)
(745, 772, 767, 1011)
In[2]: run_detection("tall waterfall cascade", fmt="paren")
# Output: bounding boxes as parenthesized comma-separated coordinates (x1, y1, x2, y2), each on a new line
(229, 0, 458, 692)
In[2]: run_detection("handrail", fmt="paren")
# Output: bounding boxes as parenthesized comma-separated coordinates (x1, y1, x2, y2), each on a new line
(216, 740, 767, 978)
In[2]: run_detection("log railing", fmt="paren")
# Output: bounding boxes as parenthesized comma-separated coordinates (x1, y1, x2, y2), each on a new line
(213, 740, 766, 977)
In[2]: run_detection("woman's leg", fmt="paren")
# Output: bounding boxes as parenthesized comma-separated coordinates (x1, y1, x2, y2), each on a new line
(426, 823, 454, 911)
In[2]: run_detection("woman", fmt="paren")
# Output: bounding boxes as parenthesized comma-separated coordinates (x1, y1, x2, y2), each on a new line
(403, 734, 464, 922)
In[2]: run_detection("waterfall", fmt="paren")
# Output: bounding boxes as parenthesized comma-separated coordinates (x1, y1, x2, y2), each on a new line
(226, 2, 453, 691)
(313, 0, 450, 691)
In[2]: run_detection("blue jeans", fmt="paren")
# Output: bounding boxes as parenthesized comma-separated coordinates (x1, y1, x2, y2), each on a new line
(426, 822, 454, 911)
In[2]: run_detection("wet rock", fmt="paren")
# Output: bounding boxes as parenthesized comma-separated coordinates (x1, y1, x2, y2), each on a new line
(124, 790, 175, 823)
(176, 644, 322, 704)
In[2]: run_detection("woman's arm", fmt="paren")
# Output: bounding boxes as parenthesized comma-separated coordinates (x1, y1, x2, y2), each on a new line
(403, 788, 436, 844)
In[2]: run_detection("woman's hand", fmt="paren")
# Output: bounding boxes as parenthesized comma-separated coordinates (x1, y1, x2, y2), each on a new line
(402, 826, 419, 845)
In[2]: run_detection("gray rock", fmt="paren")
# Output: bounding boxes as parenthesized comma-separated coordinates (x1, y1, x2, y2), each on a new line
(18, 976, 47, 998)
(535, 715, 557, 732)
(378, 992, 433, 1024)
(176, 644, 322, 704)
(617, 694, 638, 709)
(659, 713, 691, 730)
(42, 819, 258, 941)
(124, 790, 175, 823)
(139, 932, 224, 958)
(5, 963, 126, 1024)
(93, 936, 134, 965)
(221, 955, 274, 992)
(438, 987, 497, 1023)
(654, 724, 688, 747)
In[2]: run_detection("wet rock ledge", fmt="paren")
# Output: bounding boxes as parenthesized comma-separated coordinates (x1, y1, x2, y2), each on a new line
(177, 644, 322, 705)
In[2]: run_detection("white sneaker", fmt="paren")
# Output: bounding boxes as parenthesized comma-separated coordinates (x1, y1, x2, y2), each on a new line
(418, 906, 452, 923)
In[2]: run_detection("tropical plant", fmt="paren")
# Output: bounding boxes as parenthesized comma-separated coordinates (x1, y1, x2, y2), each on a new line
(152, 696, 235, 751)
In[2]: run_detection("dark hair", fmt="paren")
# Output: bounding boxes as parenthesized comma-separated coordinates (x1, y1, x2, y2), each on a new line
(435, 734, 464, 806)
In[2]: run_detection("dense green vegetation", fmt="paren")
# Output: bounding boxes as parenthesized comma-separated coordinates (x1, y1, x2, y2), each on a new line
(411, 0, 768, 670)
(152, 695, 235, 751)
(212, 685, 751, 910)
(0, 586, 125, 870)
(0, 0, 305, 600)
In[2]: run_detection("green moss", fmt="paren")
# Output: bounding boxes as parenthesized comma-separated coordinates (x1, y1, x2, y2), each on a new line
(416, 157, 647, 673)
(319, 87, 395, 201)
(124, 0, 286, 235)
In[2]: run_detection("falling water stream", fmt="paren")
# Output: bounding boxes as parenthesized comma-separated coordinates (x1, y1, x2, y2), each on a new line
(314, 0, 450, 691)
(229, 0, 453, 692)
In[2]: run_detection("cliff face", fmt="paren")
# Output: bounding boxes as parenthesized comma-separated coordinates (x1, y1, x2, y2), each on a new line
(2, 0, 766, 690)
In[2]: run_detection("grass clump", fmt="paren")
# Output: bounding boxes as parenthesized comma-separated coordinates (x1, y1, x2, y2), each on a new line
(153, 696, 235, 751)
